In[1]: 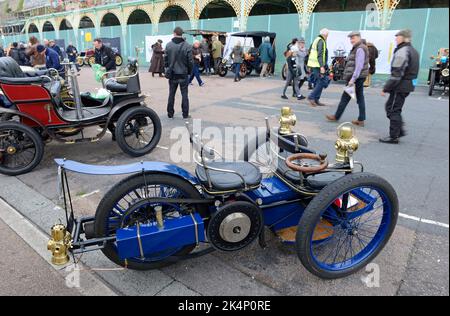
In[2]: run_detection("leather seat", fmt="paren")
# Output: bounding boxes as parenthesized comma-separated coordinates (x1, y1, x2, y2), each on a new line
(196, 161, 262, 193)
(105, 80, 127, 93)
(276, 158, 344, 189)
(0, 57, 50, 85)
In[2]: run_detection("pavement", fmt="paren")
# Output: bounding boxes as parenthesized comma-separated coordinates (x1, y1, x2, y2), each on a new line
(0, 68, 448, 296)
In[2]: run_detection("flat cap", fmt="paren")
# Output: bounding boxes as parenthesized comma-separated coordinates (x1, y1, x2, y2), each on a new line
(36, 44, 45, 53)
(395, 29, 412, 38)
(348, 31, 361, 38)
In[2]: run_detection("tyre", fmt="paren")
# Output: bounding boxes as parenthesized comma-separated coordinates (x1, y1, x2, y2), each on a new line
(88, 56, 96, 67)
(282, 64, 288, 81)
(240, 64, 248, 79)
(94, 173, 208, 270)
(76, 57, 84, 68)
(296, 172, 399, 279)
(429, 71, 436, 96)
(115, 106, 162, 157)
(115, 55, 123, 67)
(0, 122, 44, 176)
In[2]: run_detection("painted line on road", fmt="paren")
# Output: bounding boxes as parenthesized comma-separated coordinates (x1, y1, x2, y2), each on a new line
(399, 212, 449, 229)
(157, 145, 169, 150)
(0, 198, 117, 296)
(235, 101, 311, 114)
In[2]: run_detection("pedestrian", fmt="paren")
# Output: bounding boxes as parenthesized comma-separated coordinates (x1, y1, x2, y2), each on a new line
(259, 36, 274, 78)
(18, 43, 29, 66)
(26, 36, 46, 69)
(49, 40, 63, 60)
(189, 40, 205, 86)
(365, 41, 379, 87)
(0, 46, 4, 58)
(200, 38, 211, 75)
(7, 42, 21, 64)
(149, 40, 165, 77)
(326, 31, 369, 127)
(212, 35, 223, 74)
(281, 47, 301, 99)
(230, 40, 244, 82)
(36, 44, 64, 78)
(164, 27, 194, 119)
(307, 28, 330, 107)
(94, 38, 116, 72)
(295, 38, 308, 100)
(379, 29, 419, 144)
(66, 42, 78, 63)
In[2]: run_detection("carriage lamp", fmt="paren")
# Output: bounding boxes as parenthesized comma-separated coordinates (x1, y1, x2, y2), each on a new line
(47, 224, 72, 266)
(279, 107, 297, 135)
(335, 123, 359, 164)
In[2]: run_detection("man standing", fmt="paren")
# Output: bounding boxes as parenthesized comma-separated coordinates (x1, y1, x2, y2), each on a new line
(259, 37, 273, 78)
(211, 36, 223, 75)
(365, 41, 379, 87)
(7, 42, 21, 64)
(200, 38, 211, 75)
(49, 40, 63, 60)
(66, 42, 78, 64)
(307, 28, 330, 107)
(94, 38, 116, 72)
(326, 31, 369, 127)
(189, 40, 205, 86)
(36, 44, 64, 77)
(379, 29, 419, 144)
(164, 27, 194, 119)
(0, 46, 4, 58)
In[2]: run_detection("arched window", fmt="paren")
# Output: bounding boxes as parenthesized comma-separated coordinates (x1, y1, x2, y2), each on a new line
(160, 5, 190, 23)
(28, 23, 39, 34)
(315, 0, 371, 12)
(60, 19, 73, 30)
(200, 0, 237, 19)
(101, 13, 121, 27)
(249, 0, 297, 16)
(79, 16, 95, 29)
(42, 21, 55, 33)
(127, 9, 152, 25)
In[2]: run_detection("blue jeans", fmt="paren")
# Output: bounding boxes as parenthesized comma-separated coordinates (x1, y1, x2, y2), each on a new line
(335, 78, 366, 121)
(233, 63, 241, 80)
(203, 55, 211, 74)
(308, 68, 325, 101)
(189, 64, 203, 85)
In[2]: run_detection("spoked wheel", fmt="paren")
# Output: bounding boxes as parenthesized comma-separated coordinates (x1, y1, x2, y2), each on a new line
(76, 58, 84, 68)
(115, 55, 123, 67)
(282, 63, 288, 81)
(0, 122, 44, 176)
(88, 57, 96, 67)
(296, 173, 398, 279)
(240, 64, 248, 79)
(218, 64, 228, 77)
(115, 106, 162, 157)
(94, 173, 208, 270)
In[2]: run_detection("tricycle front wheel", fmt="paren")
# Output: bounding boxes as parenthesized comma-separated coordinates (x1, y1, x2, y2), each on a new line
(296, 172, 398, 279)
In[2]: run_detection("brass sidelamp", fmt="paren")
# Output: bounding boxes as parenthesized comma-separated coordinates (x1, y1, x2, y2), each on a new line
(279, 107, 297, 135)
(47, 224, 72, 266)
(335, 123, 359, 165)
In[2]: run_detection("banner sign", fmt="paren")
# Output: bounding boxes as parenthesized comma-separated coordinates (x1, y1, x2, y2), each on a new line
(328, 30, 399, 74)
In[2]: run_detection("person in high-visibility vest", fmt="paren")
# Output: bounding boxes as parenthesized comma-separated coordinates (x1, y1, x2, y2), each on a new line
(307, 28, 330, 107)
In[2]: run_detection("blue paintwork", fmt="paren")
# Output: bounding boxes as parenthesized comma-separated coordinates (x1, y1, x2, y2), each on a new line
(116, 213, 205, 260)
(54, 159, 199, 184)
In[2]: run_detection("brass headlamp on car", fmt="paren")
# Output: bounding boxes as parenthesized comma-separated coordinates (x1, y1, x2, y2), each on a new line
(279, 107, 297, 135)
(47, 224, 72, 266)
(335, 123, 359, 166)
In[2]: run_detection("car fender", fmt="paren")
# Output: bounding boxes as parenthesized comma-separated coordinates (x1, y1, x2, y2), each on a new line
(0, 107, 48, 132)
(107, 95, 146, 124)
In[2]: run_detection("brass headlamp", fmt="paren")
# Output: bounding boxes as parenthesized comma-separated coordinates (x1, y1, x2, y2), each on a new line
(47, 224, 72, 266)
(335, 123, 359, 165)
(279, 107, 297, 135)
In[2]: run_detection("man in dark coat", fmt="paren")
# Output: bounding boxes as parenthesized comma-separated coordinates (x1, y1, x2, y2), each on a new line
(380, 29, 420, 144)
(18, 43, 29, 66)
(0, 46, 4, 58)
(8, 42, 21, 64)
(164, 27, 194, 119)
(149, 40, 165, 77)
(94, 38, 116, 72)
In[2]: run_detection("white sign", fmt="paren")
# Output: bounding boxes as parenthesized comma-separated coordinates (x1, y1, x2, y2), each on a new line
(145, 35, 173, 63)
(327, 30, 399, 74)
(223, 33, 255, 62)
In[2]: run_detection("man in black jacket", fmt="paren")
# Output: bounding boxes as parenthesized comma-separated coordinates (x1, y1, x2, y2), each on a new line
(164, 27, 194, 119)
(8, 43, 21, 64)
(94, 38, 116, 72)
(380, 29, 420, 144)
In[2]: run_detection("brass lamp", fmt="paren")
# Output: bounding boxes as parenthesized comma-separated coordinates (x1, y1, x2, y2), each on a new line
(279, 107, 297, 135)
(47, 224, 72, 266)
(335, 123, 359, 164)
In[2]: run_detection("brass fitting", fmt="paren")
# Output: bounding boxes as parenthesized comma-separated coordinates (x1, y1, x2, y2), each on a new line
(335, 123, 359, 164)
(279, 107, 297, 135)
(47, 224, 72, 266)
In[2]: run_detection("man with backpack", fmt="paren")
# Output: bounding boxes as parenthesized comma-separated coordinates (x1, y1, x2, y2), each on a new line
(164, 27, 194, 119)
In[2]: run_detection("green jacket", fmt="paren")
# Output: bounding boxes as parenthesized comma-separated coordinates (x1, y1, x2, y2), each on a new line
(212, 40, 224, 59)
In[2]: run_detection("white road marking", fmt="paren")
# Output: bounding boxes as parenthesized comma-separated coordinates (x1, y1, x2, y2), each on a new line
(235, 102, 311, 114)
(399, 212, 449, 229)
(157, 145, 169, 150)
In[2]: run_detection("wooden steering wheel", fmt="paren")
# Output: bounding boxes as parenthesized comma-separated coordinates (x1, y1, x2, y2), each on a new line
(286, 153, 329, 174)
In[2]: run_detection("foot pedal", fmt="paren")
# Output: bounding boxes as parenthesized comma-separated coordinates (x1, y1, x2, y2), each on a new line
(276, 220, 334, 244)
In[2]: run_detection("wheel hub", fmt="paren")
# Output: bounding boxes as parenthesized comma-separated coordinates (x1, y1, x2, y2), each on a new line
(219, 212, 251, 243)
(6, 146, 17, 155)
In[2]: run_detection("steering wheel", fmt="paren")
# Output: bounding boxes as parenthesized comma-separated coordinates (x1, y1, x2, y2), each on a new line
(286, 153, 329, 174)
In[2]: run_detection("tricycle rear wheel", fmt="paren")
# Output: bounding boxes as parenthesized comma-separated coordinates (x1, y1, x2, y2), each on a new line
(296, 172, 398, 279)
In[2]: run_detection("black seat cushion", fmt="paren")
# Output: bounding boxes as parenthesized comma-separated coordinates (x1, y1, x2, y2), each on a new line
(0, 57, 24, 78)
(276, 157, 344, 189)
(196, 162, 262, 192)
(105, 80, 127, 93)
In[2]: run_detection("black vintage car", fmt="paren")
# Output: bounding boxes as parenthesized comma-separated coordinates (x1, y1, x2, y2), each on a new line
(428, 49, 449, 96)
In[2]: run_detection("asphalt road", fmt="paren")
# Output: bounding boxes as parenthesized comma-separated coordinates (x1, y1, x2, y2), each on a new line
(0, 68, 448, 296)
